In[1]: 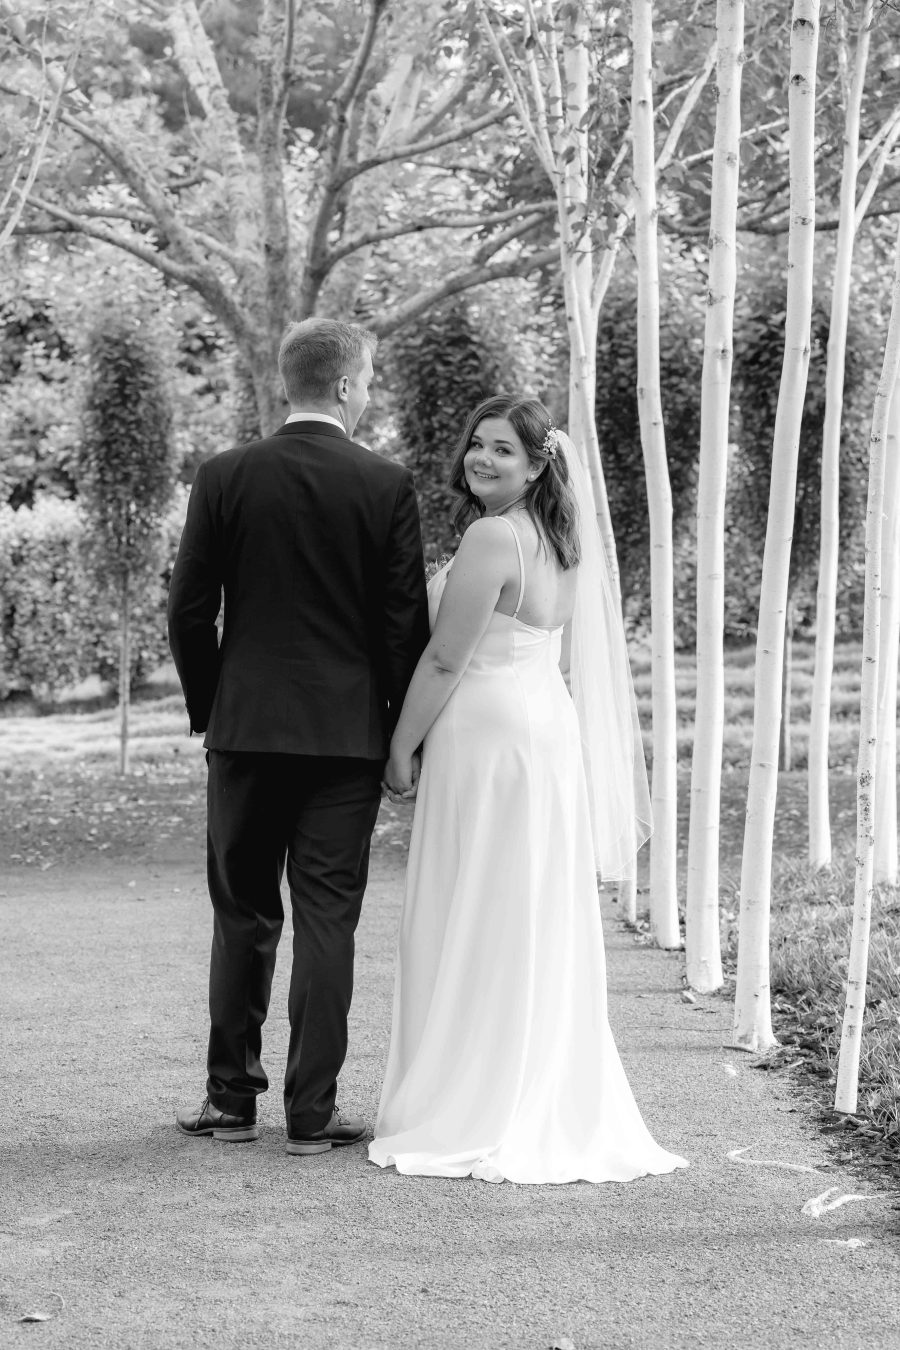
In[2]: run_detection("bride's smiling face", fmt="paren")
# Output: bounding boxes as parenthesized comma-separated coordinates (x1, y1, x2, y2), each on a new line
(463, 417, 534, 513)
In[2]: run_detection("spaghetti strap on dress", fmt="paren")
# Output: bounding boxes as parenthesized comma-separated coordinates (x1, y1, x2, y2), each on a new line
(497, 514, 526, 618)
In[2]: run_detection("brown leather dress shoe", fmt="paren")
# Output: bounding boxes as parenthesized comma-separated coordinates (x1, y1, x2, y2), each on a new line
(176, 1096, 258, 1142)
(286, 1108, 367, 1155)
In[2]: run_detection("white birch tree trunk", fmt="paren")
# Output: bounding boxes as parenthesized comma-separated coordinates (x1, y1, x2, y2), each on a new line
(835, 221, 900, 1112)
(685, 0, 743, 992)
(808, 0, 873, 869)
(781, 602, 794, 772)
(631, 0, 679, 949)
(118, 579, 130, 776)
(873, 379, 900, 886)
(733, 0, 819, 1052)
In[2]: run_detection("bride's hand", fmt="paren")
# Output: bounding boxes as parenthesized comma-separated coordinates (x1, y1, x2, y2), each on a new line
(382, 748, 420, 803)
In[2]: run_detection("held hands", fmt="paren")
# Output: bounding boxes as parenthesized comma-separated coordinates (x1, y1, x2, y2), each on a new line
(382, 748, 421, 804)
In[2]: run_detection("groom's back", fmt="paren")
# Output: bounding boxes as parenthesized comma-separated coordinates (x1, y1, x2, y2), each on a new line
(169, 421, 427, 759)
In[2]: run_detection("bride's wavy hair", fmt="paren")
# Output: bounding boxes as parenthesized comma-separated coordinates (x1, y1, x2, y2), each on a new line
(448, 396, 581, 568)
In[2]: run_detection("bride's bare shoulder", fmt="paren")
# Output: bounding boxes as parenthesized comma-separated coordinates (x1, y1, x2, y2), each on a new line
(457, 516, 516, 553)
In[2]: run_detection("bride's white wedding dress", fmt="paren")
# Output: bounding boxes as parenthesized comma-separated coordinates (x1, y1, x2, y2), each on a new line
(368, 521, 688, 1184)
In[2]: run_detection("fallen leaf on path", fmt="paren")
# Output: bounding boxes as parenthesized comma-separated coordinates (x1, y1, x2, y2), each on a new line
(16, 1291, 65, 1322)
(802, 1186, 900, 1217)
(727, 1147, 823, 1173)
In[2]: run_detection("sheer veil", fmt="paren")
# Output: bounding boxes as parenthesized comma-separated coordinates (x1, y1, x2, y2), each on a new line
(559, 431, 653, 881)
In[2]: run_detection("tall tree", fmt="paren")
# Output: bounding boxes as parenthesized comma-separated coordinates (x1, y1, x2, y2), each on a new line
(835, 219, 900, 1113)
(808, 0, 874, 869)
(733, 0, 820, 1053)
(2, 0, 558, 430)
(685, 0, 744, 992)
(631, 0, 679, 949)
(79, 309, 175, 773)
(873, 379, 900, 887)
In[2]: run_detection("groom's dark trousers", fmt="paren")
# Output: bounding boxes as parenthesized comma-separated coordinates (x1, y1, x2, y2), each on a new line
(167, 421, 429, 1133)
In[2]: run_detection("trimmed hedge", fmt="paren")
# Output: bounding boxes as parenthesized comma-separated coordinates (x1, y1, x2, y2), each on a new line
(0, 488, 188, 702)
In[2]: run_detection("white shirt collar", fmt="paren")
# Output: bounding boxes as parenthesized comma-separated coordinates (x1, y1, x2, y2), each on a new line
(285, 411, 345, 431)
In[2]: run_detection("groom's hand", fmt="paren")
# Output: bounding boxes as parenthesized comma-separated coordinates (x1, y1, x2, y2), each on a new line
(381, 749, 420, 804)
(402, 750, 421, 801)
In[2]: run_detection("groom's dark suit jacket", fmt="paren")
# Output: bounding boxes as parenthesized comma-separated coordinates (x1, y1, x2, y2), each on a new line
(167, 420, 429, 758)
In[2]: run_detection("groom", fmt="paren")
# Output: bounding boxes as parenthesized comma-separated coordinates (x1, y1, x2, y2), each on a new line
(167, 318, 429, 1154)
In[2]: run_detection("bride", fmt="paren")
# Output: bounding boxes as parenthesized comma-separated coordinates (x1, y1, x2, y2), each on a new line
(369, 396, 687, 1185)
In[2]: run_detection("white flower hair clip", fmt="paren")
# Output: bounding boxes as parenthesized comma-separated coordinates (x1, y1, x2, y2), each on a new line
(542, 425, 559, 459)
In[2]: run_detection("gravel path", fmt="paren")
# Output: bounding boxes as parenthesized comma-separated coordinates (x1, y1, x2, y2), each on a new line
(2, 845, 899, 1350)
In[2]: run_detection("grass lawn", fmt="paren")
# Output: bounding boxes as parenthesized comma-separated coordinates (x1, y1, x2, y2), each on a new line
(2, 637, 898, 1169)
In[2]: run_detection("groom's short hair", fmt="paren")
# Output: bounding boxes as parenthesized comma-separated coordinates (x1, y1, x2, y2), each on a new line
(279, 319, 378, 403)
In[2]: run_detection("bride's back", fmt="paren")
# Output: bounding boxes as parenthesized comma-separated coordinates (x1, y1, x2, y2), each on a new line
(495, 514, 578, 630)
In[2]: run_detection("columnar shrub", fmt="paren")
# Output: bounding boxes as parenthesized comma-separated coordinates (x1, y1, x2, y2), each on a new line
(0, 491, 188, 702)
(387, 298, 510, 559)
(79, 311, 176, 769)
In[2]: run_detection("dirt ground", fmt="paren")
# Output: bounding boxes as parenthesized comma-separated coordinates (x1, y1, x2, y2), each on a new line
(2, 753, 899, 1349)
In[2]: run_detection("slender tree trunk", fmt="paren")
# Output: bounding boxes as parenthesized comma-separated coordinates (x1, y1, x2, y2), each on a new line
(617, 857, 638, 924)
(808, 0, 873, 869)
(119, 578, 130, 776)
(873, 379, 900, 886)
(835, 220, 900, 1112)
(257, 0, 292, 387)
(781, 598, 793, 772)
(733, 0, 819, 1052)
(631, 0, 679, 949)
(685, 0, 743, 992)
(245, 340, 286, 435)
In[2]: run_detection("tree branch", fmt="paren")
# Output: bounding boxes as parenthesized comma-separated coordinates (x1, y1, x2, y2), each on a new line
(472, 210, 553, 265)
(333, 106, 512, 189)
(330, 0, 388, 128)
(20, 194, 202, 285)
(679, 116, 788, 168)
(2, 87, 224, 278)
(300, 0, 390, 309)
(0, 0, 95, 248)
(323, 201, 555, 269)
(33, 199, 246, 266)
(856, 104, 900, 229)
(474, 0, 553, 177)
(588, 40, 714, 317)
(654, 41, 716, 178)
(281, 0, 298, 107)
(20, 195, 255, 342)
(403, 75, 473, 145)
(369, 247, 558, 337)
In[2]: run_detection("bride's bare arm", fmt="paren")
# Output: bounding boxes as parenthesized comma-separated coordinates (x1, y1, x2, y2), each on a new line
(387, 518, 515, 771)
